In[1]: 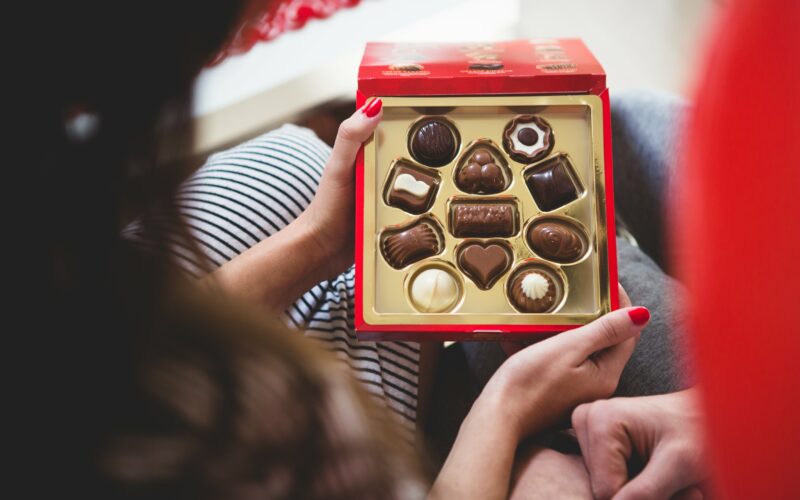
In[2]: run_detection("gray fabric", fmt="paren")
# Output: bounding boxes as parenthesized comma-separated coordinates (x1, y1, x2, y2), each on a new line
(611, 89, 685, 271)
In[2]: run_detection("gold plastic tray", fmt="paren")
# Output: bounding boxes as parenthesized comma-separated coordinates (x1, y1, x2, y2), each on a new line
(361, 95, 611, 327)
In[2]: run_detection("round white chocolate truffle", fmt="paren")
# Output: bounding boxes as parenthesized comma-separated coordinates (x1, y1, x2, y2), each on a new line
(410, 268, 459, 313)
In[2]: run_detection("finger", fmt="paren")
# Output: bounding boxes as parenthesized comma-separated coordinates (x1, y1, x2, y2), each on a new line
(671, 486, 704, 500)
(324, 98, 383, 186)
(580, 402, 633, 500)
(571, 404, 592, 476)
(551, 306, 649, 360)
(614, 447, 693, 500)
(618, 283, 632, 308)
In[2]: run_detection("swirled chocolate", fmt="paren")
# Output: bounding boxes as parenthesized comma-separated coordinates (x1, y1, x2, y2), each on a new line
(509, 270, 559, 313)
(381, 222, 440, 268)
(451, 202, 516, 238)
(410, 118, 458, 167)
(527, 220, 585, 263)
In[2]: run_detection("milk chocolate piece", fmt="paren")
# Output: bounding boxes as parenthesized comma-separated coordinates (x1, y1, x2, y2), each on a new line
(382, 222, 439, 268)
(451, 202, 516, 237)
(509, 269, 559, 313)
(525, 155, 580, 211)
(410, 268, 459, 313)
(503, 115, 554, 163)
(387, 165, 439, 214)
(528, 219, 585, 263)
(457, 241, 512, 289)
(410, 118, 458, 167)
(455, 149, 507, 194)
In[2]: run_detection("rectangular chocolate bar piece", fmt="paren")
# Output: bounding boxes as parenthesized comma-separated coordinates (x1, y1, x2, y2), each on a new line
(451, 202, 517, 238)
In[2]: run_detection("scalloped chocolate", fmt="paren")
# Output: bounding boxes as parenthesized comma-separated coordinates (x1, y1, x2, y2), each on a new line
(502, 115, 554, 164)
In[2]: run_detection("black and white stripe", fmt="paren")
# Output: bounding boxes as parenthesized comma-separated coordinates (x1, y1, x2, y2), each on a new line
(125, 124, 419, 430)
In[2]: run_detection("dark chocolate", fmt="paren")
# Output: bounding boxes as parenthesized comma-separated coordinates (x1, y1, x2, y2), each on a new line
(525, 155, 580, 211)
(517, 127, 539, 146)
(451, 202, 516, 237)
(468, 63, 504, 70)
(455, 149, 507, 194)
(382, 222, 439, 268)
(457, 241, 512, 289)
(410, 119, 458, 167)
(502, 115, 554, 164)
(386, 165, 439, 214)
(509, 269, 559, 313)
(528, 219, 585, 263)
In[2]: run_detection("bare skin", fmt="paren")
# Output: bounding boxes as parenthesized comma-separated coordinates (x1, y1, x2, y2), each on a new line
(430, 286, 650, 500)
(211, 100, 383, 313)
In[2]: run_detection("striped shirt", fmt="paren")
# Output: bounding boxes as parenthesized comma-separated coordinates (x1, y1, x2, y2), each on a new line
(125, 124, 419, 434)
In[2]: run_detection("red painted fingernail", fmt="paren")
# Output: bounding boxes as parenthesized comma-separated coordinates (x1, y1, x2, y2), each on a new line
(628, 307, 650, 326)
(363, 98, 383, 118)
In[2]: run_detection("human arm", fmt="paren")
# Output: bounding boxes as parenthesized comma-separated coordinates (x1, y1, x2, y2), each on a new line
(430, 286, 650, 499)
(210, 99, 383, 312)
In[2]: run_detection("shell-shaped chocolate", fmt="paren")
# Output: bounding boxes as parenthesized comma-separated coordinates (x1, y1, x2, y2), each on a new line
(410, 119, 458, 167)
(382, 222, 440, 268)
(528, 220, 585, 263)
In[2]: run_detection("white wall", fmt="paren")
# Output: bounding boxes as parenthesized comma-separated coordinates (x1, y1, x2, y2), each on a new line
(192, 0, 718, 153)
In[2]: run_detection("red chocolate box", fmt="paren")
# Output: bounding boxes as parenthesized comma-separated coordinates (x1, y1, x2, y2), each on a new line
(355, 39, 618, 341)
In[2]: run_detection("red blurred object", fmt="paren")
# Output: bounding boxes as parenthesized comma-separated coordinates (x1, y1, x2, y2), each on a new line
(677, 0, 800, 497)
(208, 0, 362, 66)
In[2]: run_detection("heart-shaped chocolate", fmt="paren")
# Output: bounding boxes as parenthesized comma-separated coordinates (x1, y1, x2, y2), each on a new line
(457, 242, 512, 289)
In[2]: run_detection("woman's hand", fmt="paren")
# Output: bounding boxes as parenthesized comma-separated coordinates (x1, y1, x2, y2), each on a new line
(486, 285, 647, 439)
(301, 98, 383, 278)
(431, 285, 649, 500)
(212, 99, 382, 312)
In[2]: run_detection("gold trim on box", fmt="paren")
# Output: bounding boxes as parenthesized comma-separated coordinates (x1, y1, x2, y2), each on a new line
(362, 95, 610, 326)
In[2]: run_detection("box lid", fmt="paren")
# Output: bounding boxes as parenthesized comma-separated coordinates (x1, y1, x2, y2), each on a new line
(358, 39, 606, 96)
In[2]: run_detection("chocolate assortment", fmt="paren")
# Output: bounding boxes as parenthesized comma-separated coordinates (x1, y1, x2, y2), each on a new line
(361, 94, 610, 329)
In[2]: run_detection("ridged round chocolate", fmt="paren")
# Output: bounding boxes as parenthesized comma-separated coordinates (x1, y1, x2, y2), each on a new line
(382, 222, 439, 268)
(509, 270, 558, 313)
(410, 119, 457, 167)
(528, 220, 585, 263)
